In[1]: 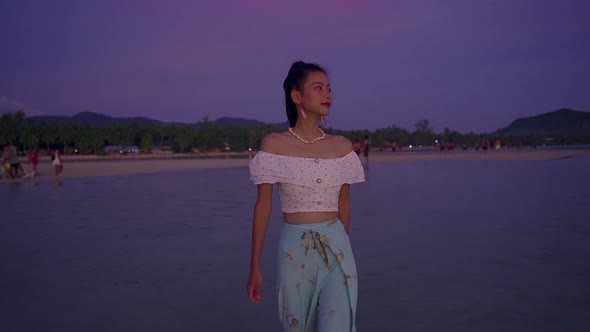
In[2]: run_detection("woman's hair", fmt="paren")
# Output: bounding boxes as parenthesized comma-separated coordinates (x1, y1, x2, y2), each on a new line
(283, 61, 327, 127)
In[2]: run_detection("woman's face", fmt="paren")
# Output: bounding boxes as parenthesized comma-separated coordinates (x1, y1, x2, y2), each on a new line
(294, 71, 332, 117)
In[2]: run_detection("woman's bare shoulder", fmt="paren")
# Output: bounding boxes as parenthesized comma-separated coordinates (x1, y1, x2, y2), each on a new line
(327, 134, 354, 155)
(259, 132, 290, 154)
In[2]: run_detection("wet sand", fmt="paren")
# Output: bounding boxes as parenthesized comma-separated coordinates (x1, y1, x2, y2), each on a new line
(3, 149, 589, 183)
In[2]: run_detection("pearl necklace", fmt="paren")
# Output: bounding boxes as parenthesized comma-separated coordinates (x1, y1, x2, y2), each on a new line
(288, 127, 326, 144)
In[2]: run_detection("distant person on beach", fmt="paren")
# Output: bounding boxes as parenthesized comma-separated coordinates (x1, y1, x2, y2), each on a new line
(247, 61, 365, 331)
(28, 149, 39, 175)
(353, 138, 361, 155)
(12, 147, 25, 175)
(363, 135, 370, 168)
(52, 148, 63, 176)
(1, 145, 12, 179)
(495, 140, 501, 151)
(3, 146, 26, 178)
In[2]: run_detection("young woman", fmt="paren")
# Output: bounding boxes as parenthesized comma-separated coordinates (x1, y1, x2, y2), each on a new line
(247, 61, 365, 331)
(52, 148, 63, 176)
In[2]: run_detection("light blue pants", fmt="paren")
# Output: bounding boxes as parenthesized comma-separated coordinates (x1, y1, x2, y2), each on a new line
(277, 218, 358, 332)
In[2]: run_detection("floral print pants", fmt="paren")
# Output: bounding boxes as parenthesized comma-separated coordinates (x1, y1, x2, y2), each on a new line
(277, 218, 358, 332)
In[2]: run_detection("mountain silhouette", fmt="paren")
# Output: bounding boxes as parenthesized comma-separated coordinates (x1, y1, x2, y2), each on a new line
(29, 108, 590, 135)
(500, 108, 590, 136)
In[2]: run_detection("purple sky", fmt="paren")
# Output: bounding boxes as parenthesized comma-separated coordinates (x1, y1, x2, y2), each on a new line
(1, 0, 589, 132)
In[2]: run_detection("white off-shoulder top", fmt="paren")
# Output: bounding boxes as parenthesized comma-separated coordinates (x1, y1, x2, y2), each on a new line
(249, 150, 365, 213)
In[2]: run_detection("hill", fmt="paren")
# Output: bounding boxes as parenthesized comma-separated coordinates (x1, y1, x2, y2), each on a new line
(27, 108, 590, 135)
(32, 111, 165, 127)
(31, 112, 289, 129)
(210, 117, 277, 127)
(500, 108, 590, 136)
(212, 116, 290, 128)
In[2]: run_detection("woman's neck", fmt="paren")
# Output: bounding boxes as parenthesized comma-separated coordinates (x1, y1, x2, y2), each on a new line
(292, 115, 322, 140)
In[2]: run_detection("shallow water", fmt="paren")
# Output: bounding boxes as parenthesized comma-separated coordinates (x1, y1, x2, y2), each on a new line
(1, 156, 589, 331)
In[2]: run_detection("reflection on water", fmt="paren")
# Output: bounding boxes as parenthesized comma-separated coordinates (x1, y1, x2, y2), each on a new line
(1, 157, 590, 332)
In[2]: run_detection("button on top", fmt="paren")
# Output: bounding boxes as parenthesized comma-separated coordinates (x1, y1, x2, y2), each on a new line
(317, 201, 322, 205)
(314, 159, 320, 163)
(316, 178, 322, 183)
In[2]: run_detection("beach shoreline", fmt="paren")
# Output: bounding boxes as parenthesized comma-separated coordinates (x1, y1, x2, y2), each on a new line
(3, 149, 589, 184)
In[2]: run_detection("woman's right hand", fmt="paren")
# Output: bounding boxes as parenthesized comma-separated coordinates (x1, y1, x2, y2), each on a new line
(247, 268, 263, 304)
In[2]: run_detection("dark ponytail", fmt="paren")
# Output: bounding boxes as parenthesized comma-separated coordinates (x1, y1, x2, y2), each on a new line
(282, 61, 327, 127)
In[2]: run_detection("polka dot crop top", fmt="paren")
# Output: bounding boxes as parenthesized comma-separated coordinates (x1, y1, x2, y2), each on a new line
(249, 150, 365, 213)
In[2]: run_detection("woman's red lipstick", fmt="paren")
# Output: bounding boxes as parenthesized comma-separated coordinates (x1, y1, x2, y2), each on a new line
(321, 102, 331, 107)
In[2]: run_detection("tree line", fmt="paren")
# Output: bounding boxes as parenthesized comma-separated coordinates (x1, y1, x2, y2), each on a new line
(1, 111, 588, 155)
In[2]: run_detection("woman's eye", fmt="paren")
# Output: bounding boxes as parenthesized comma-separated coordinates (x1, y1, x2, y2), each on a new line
(315, 86, 322, 90)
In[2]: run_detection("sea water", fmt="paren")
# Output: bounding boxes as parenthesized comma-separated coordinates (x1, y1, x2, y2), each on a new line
(1, 155, 589, 331)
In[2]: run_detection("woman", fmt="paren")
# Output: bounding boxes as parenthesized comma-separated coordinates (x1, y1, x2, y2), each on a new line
(52, 148, 63, 176)
(248, 61, 365, 331)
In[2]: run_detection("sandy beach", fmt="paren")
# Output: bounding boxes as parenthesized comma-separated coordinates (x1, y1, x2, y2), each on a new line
(3, 149, 589, 183)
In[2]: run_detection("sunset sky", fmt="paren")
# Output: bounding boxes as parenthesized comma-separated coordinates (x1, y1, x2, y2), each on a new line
(1, 0, 589, 132)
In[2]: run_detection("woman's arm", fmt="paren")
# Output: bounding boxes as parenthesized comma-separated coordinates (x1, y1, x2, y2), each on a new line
(247, 183, 273, 303)
(338, 184, 351, 234)
(250, 183, 273, 269)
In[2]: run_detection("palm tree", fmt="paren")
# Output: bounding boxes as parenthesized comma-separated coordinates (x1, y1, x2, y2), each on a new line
(21, 119, 39, 150)
(141, 133, 154, 153)
(90, 128, 106, 154)
(0, 113, 16, 145)
(40, 121, 60, 152)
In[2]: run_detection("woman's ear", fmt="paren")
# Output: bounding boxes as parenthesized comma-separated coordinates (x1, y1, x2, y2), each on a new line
(290, 89, 302, 105)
